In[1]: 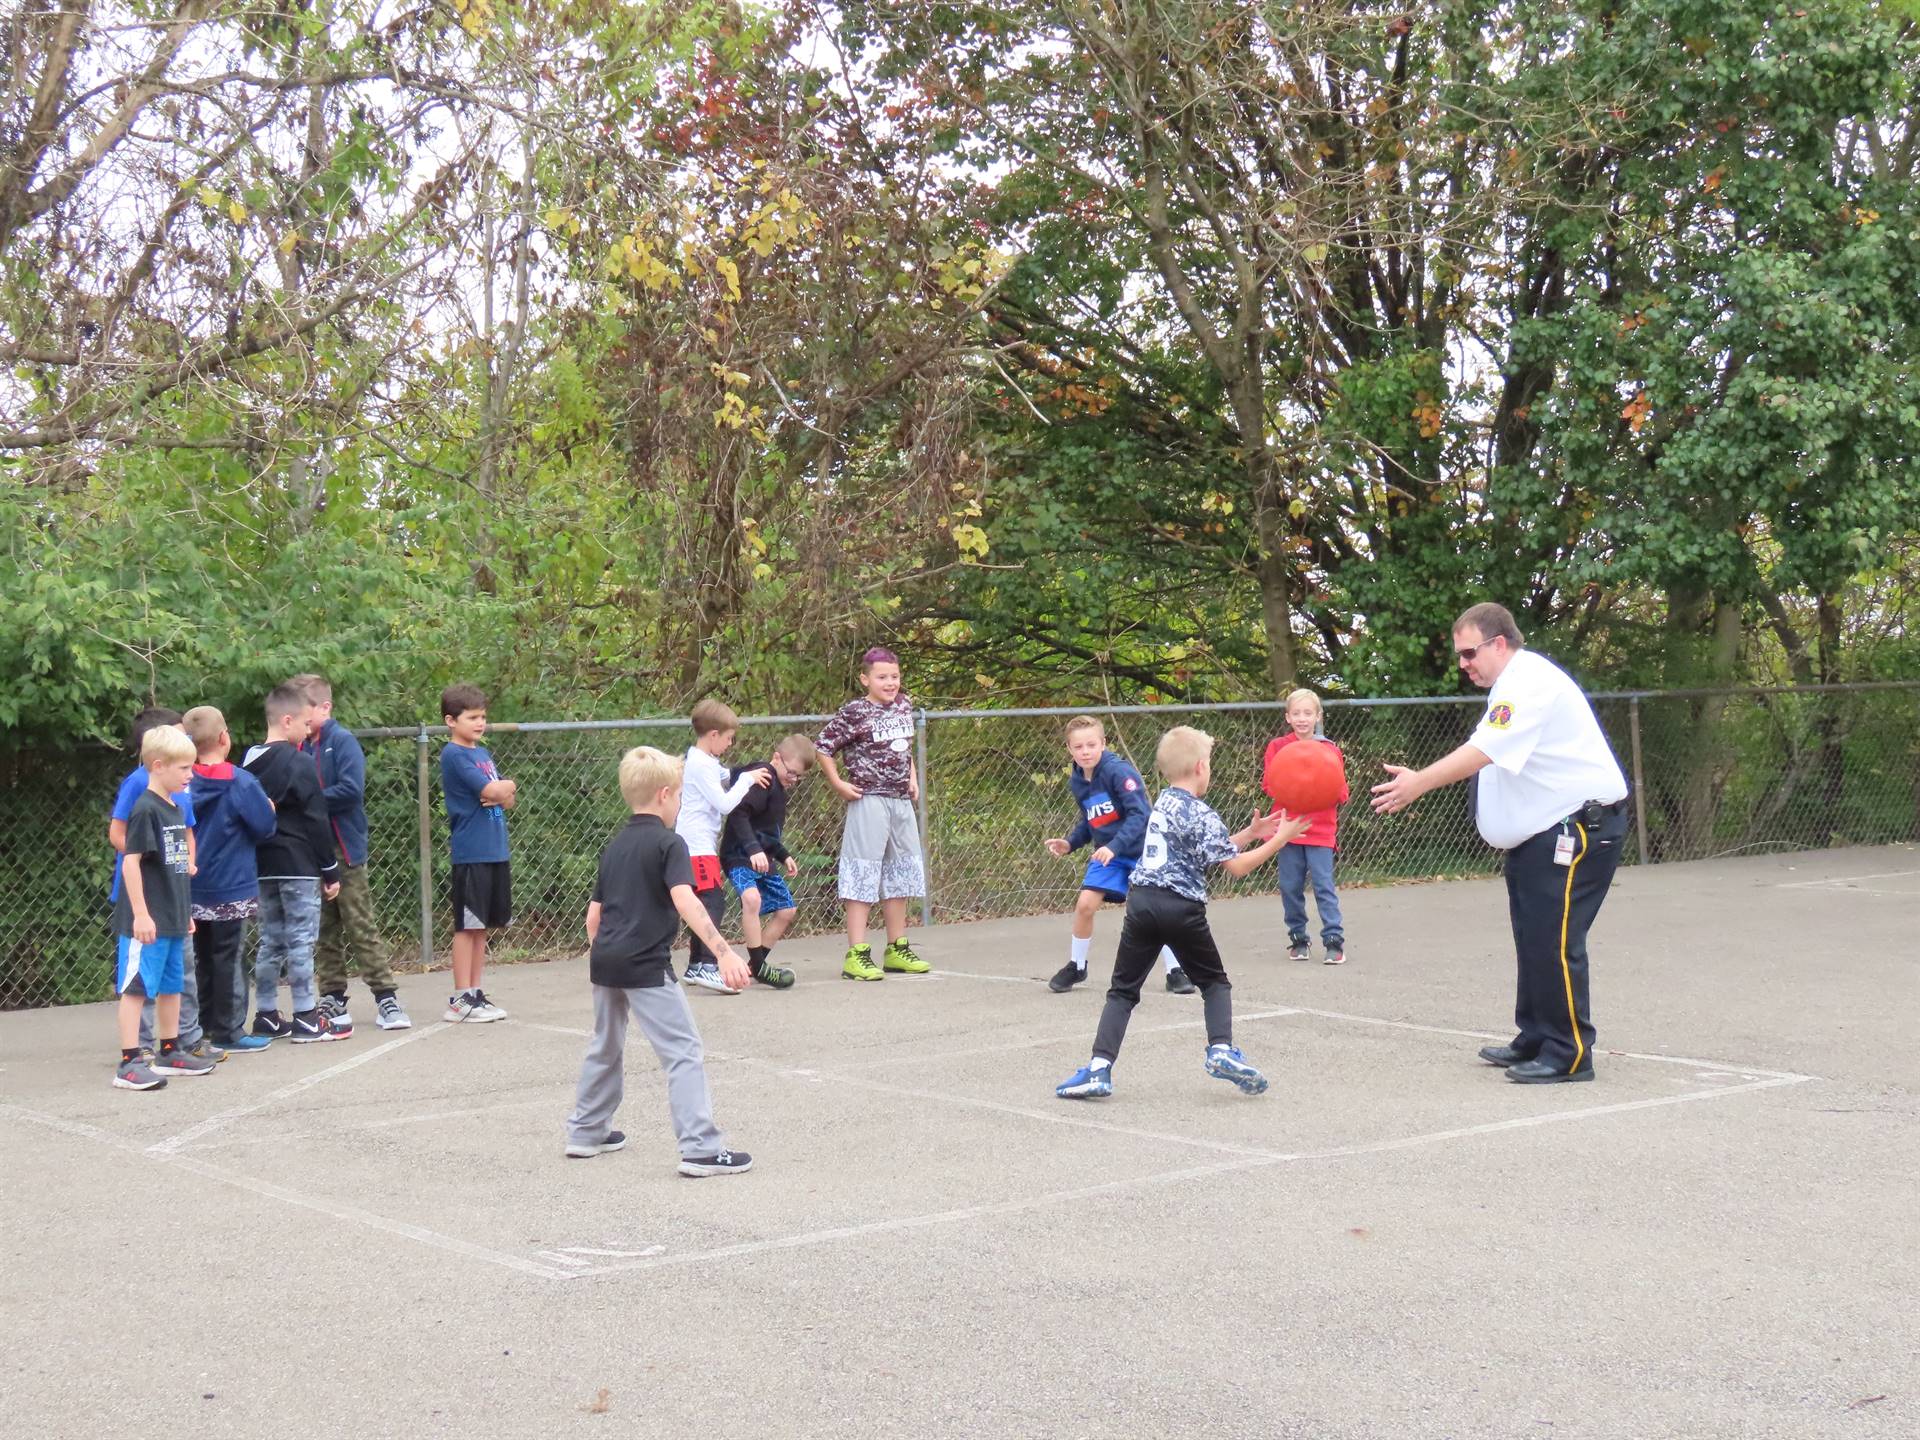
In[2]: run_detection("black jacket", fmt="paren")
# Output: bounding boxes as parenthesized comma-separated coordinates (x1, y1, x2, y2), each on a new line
(243, 739, 340, 882)
(720, 762, 790, 868)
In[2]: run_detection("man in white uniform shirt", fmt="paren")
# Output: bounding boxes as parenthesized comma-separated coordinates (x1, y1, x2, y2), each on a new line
(1371, 603, 1630, 1083)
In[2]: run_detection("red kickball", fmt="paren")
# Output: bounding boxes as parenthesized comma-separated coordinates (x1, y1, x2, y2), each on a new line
(1264, 739, 1347, 815)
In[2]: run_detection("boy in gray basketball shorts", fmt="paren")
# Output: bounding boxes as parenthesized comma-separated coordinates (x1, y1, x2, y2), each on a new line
(815, 646, 930, 982)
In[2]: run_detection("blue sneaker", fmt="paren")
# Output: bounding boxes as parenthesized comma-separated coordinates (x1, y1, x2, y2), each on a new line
(1055, 1063, 1112, 1099)
(1205, 1044, 1268, 1095)
(222, 1035, 273, 1055)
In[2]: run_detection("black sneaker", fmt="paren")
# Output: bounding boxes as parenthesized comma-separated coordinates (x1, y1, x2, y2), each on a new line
(564, 1130, 628, 1159)
(1286, 937, 1312, 962)
(290, 1008, 346, 1044)
(1165, 967, 1196, 995)
(252, 1010, 293, 1039)
(678, 1149, 753, 1178)
(1048, 963, 1088, 993)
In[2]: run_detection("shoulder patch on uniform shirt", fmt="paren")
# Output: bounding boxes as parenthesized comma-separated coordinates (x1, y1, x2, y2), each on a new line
(1486, 703, 1514, 729)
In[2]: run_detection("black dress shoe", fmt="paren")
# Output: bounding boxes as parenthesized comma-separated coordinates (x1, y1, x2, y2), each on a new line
(1506, 1058, 1595, 1084)
(1165, 967, 1197, 995)
(1478, 1044, 1533, 1067)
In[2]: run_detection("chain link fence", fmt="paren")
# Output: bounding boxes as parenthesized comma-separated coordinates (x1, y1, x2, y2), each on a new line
(5, 683, 1917, 1008)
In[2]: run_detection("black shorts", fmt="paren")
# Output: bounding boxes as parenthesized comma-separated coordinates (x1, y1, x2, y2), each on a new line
(450, 861, 512, 932)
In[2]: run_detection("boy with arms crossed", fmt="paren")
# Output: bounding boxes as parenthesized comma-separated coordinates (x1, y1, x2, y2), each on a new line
(440, 684, 514, 1022)
(1043, 715, 1192, 995)
(1055, 726, 1308, 1101)
(815, 647, 930, 981)
(566, 746, 753, 1175)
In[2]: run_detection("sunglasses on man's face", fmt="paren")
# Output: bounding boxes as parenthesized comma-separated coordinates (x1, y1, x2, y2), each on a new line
(1455, 636, 1501, 664)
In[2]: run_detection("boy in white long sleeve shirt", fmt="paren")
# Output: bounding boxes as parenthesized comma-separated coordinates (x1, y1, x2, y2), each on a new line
(676, 698, 770, 993)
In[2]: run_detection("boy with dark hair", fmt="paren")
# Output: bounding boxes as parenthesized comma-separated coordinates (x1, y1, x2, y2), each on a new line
(181, 707, 279, 1055)
(674, 697, 771, 995)
(1043, 716, 1192, 995)
(566, 745, 753, 1175)
(440, 683, 513, 1022)
(296, 674, 410, 1033)
(815, 647, 930, 981)
(108, 706, 207, 1059)
(721, 733, 817, 990)
(1055, 725, 1308, 1102)
(112, 726, 216, 1089)
(244, 682, 345, 1043)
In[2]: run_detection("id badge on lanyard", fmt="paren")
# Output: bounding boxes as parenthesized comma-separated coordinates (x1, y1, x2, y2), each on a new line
(1554, 827, 1577, 867)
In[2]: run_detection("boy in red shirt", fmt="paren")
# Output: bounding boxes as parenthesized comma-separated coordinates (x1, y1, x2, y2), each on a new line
(1263, 688, 1349, 964)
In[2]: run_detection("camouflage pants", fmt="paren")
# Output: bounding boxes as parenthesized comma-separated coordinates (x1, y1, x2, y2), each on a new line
(316, 861, 395, 996)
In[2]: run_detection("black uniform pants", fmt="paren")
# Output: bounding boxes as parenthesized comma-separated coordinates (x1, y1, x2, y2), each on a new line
(684, 883, 726, 971)
(192, 918, 247, 1045)
(1093, 886, 1233, 1063)
(1502, 807, 1628, 1073)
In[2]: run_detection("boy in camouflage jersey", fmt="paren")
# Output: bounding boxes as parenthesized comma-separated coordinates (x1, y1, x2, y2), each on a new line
(814, 647, 930, 982)
(1055, 726, 1308, 1100)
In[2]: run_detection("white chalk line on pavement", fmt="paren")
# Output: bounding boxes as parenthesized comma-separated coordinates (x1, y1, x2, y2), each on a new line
(0, 1101, 571, 1281)
(146, 1022, 452, 1155)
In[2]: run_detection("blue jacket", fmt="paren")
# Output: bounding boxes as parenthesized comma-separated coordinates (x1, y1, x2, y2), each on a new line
(1065, 751, 1152, 860)
(303, 719, 370, 866)
(187, 763, 279, 907)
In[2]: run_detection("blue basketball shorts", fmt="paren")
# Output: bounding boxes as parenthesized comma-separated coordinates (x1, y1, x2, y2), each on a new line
(728, 866, 796, 915)
(1081, 854, 1136, 904)
(116, 933, 186, 998)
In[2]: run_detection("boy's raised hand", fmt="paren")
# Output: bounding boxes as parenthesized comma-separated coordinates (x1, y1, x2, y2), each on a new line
(1249, 808, 1284, 841)
(1044, 837, 1071, 857)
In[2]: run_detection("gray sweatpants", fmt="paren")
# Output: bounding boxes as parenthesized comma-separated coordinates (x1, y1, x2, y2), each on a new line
(566, 983, 725, 1158)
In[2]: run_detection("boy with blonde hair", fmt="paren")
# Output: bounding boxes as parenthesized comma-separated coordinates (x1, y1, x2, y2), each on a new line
(1043, 716, 1191, 994)
(1262, 688, 1350, 964)
(566, 746, 752, 1175)
(721, 733, 818, 989)
(676, 697, 772, 994)
(112, 726, 215, 1088)
(1055, 725, 1309, 1101)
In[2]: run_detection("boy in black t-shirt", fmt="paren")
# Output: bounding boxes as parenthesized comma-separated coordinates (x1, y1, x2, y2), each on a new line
(113, 726, 217, 1089)
(565, 746, 754, 1175)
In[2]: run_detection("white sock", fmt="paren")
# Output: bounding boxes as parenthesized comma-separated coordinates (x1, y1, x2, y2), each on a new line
(1159, 946, 1180, 973)
(1070, 935, 1092, 970)
(1089, 1056, 1110, 1071)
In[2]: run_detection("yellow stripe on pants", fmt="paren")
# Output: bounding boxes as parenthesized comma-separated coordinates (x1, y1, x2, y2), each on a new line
(1558, 823, 1589, 1073)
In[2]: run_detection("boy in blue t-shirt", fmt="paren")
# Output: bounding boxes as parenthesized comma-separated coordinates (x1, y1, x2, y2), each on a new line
(108, 707, 211, 1060)
(439, 684, 514, 1023)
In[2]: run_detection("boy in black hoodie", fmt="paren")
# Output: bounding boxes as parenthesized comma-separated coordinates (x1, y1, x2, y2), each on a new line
(243, 681, 344, 1042)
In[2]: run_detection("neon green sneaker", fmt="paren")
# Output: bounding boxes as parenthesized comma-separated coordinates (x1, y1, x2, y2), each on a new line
(882, 938, 931, 974)
(841, 944, 883, 982)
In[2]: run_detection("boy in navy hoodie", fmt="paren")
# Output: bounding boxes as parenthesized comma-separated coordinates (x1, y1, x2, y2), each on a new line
(181, 708, 280, 1054)
(243, 682, 343, 1043)
(1043, 716, 1192, 995)
(296, 674, 408, 1034)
